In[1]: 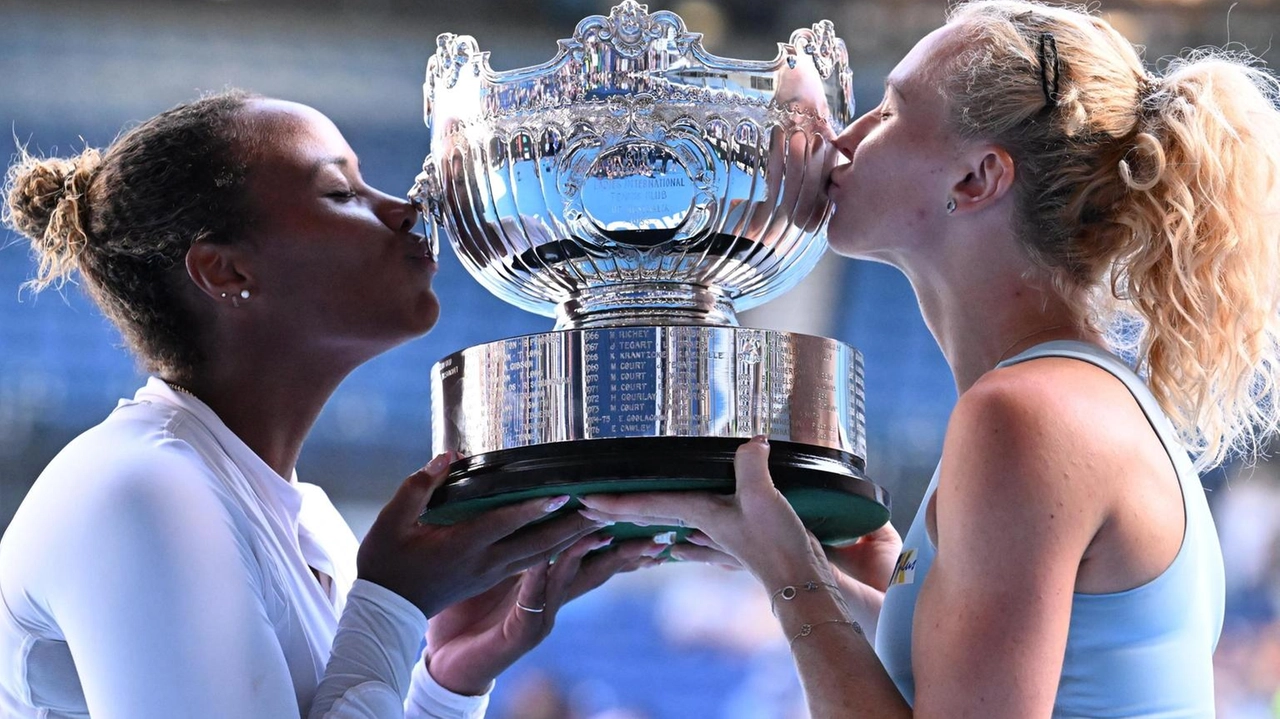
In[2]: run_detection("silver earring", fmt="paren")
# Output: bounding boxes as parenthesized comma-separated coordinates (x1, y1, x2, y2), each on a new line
(946, 198, 957, 214)
(219, 292, 228, 299)
(239, 289, 251, 300)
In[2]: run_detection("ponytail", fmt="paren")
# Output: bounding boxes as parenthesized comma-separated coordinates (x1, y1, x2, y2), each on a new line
(946, 1, 1280, 468)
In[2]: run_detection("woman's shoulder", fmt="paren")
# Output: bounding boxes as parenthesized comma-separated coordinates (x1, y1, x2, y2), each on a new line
(957, 354, 1153, 449)
(16, 400, 232, 538)
(929, 358, 1158, 573)
(59, 398, 215, 481)
(943, 356, 1163, 505)
(0, 398, 252, 612)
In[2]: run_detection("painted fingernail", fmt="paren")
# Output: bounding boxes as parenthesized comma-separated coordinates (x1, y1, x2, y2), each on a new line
(591, 536, 615, 549)
(641, 542, 668, 557)
(580, 510, 615, 526)
(544, 495, 570, 512)
(426, 454, 449, 474)
(653, 530, 677, 545)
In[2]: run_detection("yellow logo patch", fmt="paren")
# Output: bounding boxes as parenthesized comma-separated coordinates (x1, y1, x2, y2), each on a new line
(890, 549, 918, 586)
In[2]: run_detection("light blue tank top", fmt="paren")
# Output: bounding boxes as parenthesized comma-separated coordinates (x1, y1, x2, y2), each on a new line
(873, 341, 1224, 718)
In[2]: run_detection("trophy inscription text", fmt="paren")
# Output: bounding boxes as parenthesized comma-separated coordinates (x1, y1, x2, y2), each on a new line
(582, 143, 696, 239)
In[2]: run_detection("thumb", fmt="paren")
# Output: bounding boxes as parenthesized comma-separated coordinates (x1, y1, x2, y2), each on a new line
(733, 436, 774, 497)
(382, 452, 454, 527)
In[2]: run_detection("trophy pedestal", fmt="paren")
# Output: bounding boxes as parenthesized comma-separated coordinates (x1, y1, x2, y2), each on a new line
(421, 325, 889, 545)
(422, 437, 888, 545)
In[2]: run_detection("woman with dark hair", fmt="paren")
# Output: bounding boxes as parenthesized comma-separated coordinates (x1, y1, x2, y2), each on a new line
(581, 1, 1280, 716)
(0, 93, 652, 718)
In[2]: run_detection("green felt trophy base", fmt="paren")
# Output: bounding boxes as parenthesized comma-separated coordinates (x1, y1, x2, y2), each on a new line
(419, 437, 889, 546)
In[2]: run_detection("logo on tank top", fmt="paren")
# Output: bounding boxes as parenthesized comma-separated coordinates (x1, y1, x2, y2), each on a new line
(890, 549, 918, 586)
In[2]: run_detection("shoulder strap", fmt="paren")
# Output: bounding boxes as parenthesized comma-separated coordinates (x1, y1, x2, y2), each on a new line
(996, 340, 1189, 467)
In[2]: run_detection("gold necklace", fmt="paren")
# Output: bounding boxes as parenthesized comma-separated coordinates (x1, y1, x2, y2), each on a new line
(996, 324, 1073, 365)
(164, 381, 199, 399)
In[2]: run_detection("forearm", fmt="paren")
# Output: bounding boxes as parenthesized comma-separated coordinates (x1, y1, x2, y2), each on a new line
(830, 572, 887, 643)
(309, 579, 492, 719)
(762, 565, 910, 719)
(405, 661, 491, 719)
(305, 580, 431, 718)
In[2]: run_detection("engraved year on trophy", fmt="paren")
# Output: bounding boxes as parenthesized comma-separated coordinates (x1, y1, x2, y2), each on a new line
(411, 1, 889, 544)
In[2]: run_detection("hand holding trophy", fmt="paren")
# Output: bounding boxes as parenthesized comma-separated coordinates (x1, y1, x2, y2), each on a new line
(411, 1, 888, 545)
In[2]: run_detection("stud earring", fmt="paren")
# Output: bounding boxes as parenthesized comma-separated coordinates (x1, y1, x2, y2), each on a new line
(946, 198, 957, 214)
(239, 289, 251, 300)
(219, 292, 228, 299)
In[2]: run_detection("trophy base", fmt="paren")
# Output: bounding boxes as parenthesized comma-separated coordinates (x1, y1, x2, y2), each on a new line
(420, 437, 889, 546)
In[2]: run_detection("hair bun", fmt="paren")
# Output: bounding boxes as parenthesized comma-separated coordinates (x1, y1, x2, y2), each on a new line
(3, 148, 103, 288)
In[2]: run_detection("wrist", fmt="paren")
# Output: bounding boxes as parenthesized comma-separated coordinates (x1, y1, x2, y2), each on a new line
(766, 577, 858, 643)
(425, 657, 495, 698)
(747, 545, 832, 593)
(788, 617, 864, 648)
(769, 580, 842, 616)
(355, 568, 442, 619)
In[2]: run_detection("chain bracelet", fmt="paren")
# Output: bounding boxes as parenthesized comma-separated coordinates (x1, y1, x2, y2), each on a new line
(789, 619, 863, 646)
(769, 580, 840, 616)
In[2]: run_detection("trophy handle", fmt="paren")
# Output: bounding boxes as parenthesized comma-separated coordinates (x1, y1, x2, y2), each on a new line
(411, 157, 446, 263)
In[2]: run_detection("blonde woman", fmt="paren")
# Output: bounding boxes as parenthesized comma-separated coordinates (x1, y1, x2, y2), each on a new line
(581, 1, 1280, 716)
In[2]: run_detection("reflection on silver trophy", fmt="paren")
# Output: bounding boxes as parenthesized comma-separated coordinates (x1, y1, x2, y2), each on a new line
(412, 0, 888, 543)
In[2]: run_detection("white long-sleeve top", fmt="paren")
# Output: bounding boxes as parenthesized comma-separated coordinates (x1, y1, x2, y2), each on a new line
(0, 379, 490, 719)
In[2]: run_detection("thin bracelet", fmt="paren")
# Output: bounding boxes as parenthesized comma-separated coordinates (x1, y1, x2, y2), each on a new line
(789, 619, 863, 646)
(769, 580, 840, 616)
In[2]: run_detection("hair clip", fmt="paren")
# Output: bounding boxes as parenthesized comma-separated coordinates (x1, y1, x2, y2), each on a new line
(1038, 31, 1061, 109)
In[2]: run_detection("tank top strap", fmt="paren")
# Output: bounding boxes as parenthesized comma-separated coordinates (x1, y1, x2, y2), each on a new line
(996, 340, 1188, 468)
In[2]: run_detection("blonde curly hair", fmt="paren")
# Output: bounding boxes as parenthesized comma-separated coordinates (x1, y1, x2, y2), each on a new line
(944, 1, 1280, 469)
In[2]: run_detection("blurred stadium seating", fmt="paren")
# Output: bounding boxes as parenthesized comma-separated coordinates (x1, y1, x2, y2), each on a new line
(3, 1, 1278, 716)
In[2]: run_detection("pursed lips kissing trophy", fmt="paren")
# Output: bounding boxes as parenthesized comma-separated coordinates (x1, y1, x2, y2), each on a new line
(411, 1, 889, 544)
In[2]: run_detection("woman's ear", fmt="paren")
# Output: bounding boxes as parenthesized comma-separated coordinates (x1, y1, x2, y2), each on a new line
(949, 144, 1016, 214)
(185, 240, 254, 302)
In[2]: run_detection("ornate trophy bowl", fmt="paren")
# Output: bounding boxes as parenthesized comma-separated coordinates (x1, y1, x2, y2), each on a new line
(412, 1, 889, 544)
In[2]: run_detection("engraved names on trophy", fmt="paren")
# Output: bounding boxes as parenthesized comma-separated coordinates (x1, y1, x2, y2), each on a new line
(665, 327, 716, 435)
(583, 327, 660, 436)
(850, 353, 867, 459)
(434, 327, 861, 455)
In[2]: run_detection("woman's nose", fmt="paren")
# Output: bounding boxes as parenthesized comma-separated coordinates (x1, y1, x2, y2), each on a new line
(377, 191, 420, 232)
(833, 128, 857, 161)
(834, 111, 874, 160)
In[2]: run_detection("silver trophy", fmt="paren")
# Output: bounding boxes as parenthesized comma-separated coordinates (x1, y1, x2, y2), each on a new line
(412, 1, 888, 544)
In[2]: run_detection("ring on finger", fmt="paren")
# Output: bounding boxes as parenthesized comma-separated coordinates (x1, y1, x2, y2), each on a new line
(516, 601, 546, 613)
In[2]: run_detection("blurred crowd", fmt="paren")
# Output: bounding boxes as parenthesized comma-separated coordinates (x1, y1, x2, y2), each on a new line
(3, 1, 1277, 716)
(1213, 462, 1280, 718)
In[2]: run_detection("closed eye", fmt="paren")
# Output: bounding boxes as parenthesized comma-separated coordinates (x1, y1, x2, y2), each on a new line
(876, 96, 894, 121)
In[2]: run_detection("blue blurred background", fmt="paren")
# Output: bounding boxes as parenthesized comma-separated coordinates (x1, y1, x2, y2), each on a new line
(2, 0, 1278, 716)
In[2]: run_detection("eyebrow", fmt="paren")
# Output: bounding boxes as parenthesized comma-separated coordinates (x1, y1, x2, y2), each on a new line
(884, 78, 903, 100)
(310, 156, 361, 178)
